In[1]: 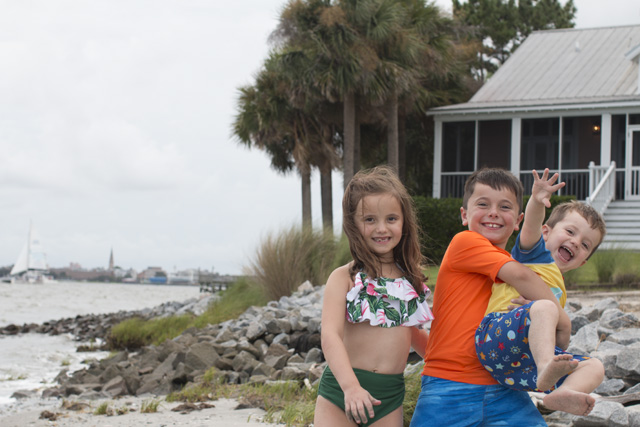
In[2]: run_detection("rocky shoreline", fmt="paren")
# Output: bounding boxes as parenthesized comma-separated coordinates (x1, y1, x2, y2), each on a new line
(4, 285, 640, 426)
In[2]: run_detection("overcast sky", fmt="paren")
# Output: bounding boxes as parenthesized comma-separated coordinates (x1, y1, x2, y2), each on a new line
(1, 0, 638, 276)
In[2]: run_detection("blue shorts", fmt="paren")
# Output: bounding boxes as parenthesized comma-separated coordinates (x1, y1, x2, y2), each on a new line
(409, 375, 547, 427)
(475, 301, 590, 392)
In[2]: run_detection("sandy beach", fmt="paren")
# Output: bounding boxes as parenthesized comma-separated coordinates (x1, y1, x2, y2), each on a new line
(0, 395, 283, 427)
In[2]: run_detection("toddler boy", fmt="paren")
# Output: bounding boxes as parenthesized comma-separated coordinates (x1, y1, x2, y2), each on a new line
(475, 169, 606, 416)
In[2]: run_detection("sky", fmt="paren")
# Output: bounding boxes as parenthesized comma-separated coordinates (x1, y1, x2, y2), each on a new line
(1, 0, 638, 276)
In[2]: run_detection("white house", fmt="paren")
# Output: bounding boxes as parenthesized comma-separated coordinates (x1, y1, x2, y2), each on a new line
(429, 24, 640, 248)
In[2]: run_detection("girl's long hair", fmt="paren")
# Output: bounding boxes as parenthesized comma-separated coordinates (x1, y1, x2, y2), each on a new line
(342, 166, 426, 293)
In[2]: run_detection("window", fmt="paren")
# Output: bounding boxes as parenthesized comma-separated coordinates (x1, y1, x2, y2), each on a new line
(478, 120, 511, 169)
(561, 116, 601, 169)
(521, 118, 559, 170)
(442, 121, 475, 172)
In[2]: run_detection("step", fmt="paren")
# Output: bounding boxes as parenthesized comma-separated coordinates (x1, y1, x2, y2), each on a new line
(600, 241, 640, 250)
(604, 213, 640, 225)
(603, 219, 640, 227)
(604, 206, 640, 215)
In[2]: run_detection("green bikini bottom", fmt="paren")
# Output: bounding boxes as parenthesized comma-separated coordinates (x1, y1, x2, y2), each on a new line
(317, 366, 405, 426)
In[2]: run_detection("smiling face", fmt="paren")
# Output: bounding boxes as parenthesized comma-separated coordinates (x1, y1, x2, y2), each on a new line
(542, 210, 603, 273)
(355, 193, 404, 262)
(461, 183, 523, 249)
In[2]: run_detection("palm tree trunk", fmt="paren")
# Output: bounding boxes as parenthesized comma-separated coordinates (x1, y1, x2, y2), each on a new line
(343, 91, 356, 189)
(398, 112, 406, 182)
(301, 169, 312, 229)
(387, 90, 399, 172)
(354, 118, 361, 174)
(320, 169, 333, 234)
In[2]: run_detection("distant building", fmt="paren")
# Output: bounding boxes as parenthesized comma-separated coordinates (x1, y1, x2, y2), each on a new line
(108, 248, 114, 271)
(139, 266, 168, 284)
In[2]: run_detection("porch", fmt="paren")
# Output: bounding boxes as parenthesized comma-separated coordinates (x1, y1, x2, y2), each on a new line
(433, 113, 640, 202)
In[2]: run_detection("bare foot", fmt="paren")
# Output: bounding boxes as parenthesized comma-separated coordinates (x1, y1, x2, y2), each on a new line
(543, 388, 596, 416)
(537, 354, 578, 391)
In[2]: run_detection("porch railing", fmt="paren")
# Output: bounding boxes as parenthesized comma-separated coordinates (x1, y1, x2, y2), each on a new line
(586, 161, 616, 214)
(441, 168, 596, 201)
(440, 172, 472, 198)
(521, 169, 590, 200)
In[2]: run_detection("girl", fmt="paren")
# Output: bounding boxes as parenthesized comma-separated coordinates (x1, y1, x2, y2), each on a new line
(314, 166, 434, 427)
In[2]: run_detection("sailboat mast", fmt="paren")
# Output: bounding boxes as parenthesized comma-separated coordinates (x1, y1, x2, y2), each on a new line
(27, 221, 33, 271)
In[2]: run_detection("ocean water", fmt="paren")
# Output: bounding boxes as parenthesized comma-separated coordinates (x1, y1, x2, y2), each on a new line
(0, 281, 201, 410)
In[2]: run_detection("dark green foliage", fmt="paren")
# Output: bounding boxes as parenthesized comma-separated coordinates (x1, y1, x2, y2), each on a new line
(415, 194, 576, 263)
(453, 0, 576, 80)
(414, 196, 466, 263)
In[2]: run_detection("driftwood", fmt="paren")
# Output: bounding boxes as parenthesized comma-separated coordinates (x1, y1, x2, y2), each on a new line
(600, 392, 640, 406)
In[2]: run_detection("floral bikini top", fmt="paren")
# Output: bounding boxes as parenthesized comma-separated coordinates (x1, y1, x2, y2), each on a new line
(345, 272, 434, 328)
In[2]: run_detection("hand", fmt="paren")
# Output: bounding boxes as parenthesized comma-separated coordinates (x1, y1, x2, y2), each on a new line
(531, 168, 565, 208)
(507, 295, 532, 310)
(344, 385, 381, 425)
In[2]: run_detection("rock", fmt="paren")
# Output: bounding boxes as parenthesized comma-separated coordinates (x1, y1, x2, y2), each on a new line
(568, 322, 601, 354)
(607, 329, 640, 346)
(572, 400, 628, 426)
(600, 309, 640, 330)
(594, 298, 619, 314)
(102, 375, 128, 397)
(595, 378, 626, 396)
(11, 389, 37, 399)
(184, 342, 219, 371)
(304, 348, 323, 363)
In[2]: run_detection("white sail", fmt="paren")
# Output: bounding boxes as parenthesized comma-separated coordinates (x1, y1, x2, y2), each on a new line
(9, 222, 53, 283)
(27, 226, 48, 271)
(10, 244, 29, 275)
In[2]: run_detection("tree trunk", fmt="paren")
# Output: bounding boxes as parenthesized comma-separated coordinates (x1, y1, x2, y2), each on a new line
(354, 119, 361, 174)
(301, 169, 312, 229)
(343, 91, 356, 190)
(320, 169, 333, 234)
(387, 90, 399, 172)
(398, 112, 406, 182)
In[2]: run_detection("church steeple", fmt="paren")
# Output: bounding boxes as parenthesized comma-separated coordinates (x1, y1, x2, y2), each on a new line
(109, 248, 114, 271)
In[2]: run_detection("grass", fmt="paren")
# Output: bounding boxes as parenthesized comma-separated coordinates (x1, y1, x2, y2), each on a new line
(140, 399, 161, 413)
(244, 225, 344, 301)
(564, 250, 640, 291)
(94, 402, 110, 415)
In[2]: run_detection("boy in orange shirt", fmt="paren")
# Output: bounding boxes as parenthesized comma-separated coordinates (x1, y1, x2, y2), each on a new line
(410, 168, 568, 427)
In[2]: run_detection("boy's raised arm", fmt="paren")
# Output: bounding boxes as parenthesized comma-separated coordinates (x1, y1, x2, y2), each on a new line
(519, 169, 565, 250)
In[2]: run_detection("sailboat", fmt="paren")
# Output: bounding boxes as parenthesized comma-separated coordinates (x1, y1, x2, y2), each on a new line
(8, 222, 56, 284)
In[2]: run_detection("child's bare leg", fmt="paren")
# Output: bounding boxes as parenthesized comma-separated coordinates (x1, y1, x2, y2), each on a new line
(543, 358, 604, 416)
(528, 300, 578, 391)
(314, 395, 357, 427)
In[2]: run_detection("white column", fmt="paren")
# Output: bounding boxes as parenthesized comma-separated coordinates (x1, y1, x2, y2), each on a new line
(433, 119, 443, 198)
(510, 117, 521, 178)
(601, 113, 612, 165)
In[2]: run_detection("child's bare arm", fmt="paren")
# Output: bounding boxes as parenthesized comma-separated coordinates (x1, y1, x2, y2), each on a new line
(410, 328, 429, 359)
(498, 261, 559, 303)
(520, 169, 565, 250)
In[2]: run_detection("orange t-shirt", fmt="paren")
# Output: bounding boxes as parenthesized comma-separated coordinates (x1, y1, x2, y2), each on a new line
(422, 231, 513, 385)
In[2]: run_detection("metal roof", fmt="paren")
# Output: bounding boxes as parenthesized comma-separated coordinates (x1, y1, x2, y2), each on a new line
(431, 25, 640, 116)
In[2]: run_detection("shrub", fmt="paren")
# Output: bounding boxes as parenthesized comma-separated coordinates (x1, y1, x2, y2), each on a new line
(193, 278, 268, 328)
(245, 226, 340, 301)
(94, 402, 110, 415)
(591, 249, 623, 283)
(107, 314, 193, 351)
(140, 399, 161, 413)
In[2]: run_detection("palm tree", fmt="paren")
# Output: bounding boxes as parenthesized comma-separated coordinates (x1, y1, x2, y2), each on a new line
(233, 55, 314, 227)
(274, 0, 366, 189)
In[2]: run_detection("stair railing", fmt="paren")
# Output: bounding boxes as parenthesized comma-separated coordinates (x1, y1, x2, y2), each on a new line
(586, 161, 616, 214)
